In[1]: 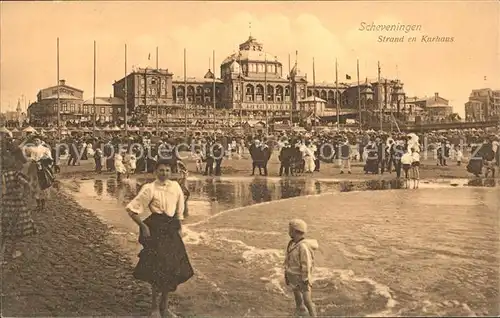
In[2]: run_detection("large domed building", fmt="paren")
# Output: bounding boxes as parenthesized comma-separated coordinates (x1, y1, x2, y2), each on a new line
(217, 36, 308, 121)
(108, 35, 406, 128)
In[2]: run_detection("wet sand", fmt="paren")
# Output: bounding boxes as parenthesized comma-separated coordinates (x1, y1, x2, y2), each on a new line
(1, 190, 158, 316)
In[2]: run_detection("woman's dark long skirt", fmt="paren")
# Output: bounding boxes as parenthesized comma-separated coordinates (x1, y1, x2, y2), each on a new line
(133, 213, 194, 293)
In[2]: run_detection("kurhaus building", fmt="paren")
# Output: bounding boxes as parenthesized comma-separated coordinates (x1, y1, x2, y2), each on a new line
(111, 35, 410, 127)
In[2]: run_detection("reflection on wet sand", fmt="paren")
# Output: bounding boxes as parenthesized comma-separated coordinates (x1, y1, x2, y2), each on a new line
(76, 177, 499, 218)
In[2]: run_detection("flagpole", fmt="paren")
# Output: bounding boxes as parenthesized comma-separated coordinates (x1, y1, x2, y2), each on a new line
(184, 48, 188, 137)
(124, 44, 128, 136)
(265, 56, 268, 135)
(207, 56, 210, 127)
(92, 41, 96, 136)
(335, 58, 339, 131)
(312, 57, 316, 129)
(156, 46, 159, 133)
(57, 37, 60, 140)
(93, 40, 96, 134)
(288, 53, 292, 125)
(238, 52, 243, 122)
(212, 50, 216, 132)
(357, 59, 361, 130)
(378, 61, 382, 132)
(294, 50, 298, 128)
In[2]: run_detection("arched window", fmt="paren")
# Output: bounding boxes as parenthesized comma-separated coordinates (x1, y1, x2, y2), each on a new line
(255, 84, 264, 102)
(276, 86, 283, 102)
(284, 85, 291, 102)
(320, 90, 327, 100)
(300, 87, 306, 99)
(267, 85, 275, 102)
(245, 84, 254, 102)
(176, 86, 184, 103)
(187, 86, 195, 102)
(327, 90, 335, 105)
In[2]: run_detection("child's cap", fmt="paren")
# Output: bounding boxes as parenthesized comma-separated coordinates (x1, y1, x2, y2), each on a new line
(289, 218, 307, 233)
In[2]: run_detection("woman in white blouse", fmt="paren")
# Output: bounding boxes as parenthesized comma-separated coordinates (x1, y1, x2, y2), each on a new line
(114, 149, 127, 182)
(24, 135, 54, 212)
(126, 160, 194, 317)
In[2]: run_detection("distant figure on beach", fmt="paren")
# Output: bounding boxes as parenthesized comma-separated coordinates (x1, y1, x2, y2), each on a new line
(284, 219, 318, 317)
(114, 149, 127, 182)
(123, 148, 137, 179)
(410, 148, 420, 189)
(126, 159, 194, 318)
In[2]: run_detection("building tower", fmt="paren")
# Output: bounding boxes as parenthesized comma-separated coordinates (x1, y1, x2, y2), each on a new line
(16, 98, 22, 125)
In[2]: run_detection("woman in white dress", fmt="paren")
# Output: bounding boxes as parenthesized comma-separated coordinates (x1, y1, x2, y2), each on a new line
(126, 160, 194, 317)
(123, 150, 137, 179)
(24, 135, 54, 212)
(303, 142, 316, 173)
(114, 149, 127, 182)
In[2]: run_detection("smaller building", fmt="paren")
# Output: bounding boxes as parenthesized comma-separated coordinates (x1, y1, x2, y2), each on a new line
(27, 80, 84, 127)
(298, 96, 327, 116)
(410, 92, 453, 122)
(82, 96, 125, 125)
(464, 88, 500, 121)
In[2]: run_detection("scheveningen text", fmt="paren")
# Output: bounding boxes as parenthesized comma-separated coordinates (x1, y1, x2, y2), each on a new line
(359, 22, 422, 33)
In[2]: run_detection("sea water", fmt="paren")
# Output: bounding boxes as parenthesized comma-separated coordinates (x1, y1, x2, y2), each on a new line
(63, 177, 499, 316)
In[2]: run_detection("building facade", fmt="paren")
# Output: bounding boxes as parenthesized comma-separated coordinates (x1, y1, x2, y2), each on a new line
(406, 92, 453, 122)
(27, 80, 84, 126)
(28, 80, 124, 127)
(464, 88, 500, 122)
(28, 35, 463, 128)
(111, 36, 410, 127)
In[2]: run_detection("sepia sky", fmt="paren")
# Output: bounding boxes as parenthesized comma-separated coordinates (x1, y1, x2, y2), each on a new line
(1, 1, 499, 116)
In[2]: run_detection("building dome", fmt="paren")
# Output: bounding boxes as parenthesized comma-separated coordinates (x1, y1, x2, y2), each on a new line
(229, 60, 241, 73)
(222, 36, 281, 65)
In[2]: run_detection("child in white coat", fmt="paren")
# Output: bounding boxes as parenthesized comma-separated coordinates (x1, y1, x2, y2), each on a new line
(284, 219, 318, 316)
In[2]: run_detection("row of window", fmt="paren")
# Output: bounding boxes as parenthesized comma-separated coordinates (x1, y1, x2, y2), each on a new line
(50, 104, 122, 114)
(240, 104, 291, 110)
(244, 95, 292, 102)
(140, 78, 166, 87)
(245, 63, 281, 74)
(173, 96, 213, 103)
(173, 87, 218, 95)
(139, 88, 167, 96)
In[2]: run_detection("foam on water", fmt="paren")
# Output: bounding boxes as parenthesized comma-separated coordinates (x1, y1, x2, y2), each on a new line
(183, 224, 399, 317)
(63, 179, 497, 316)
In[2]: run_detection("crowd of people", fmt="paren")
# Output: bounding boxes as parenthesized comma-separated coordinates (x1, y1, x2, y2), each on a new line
(4, 127, 500, 182)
